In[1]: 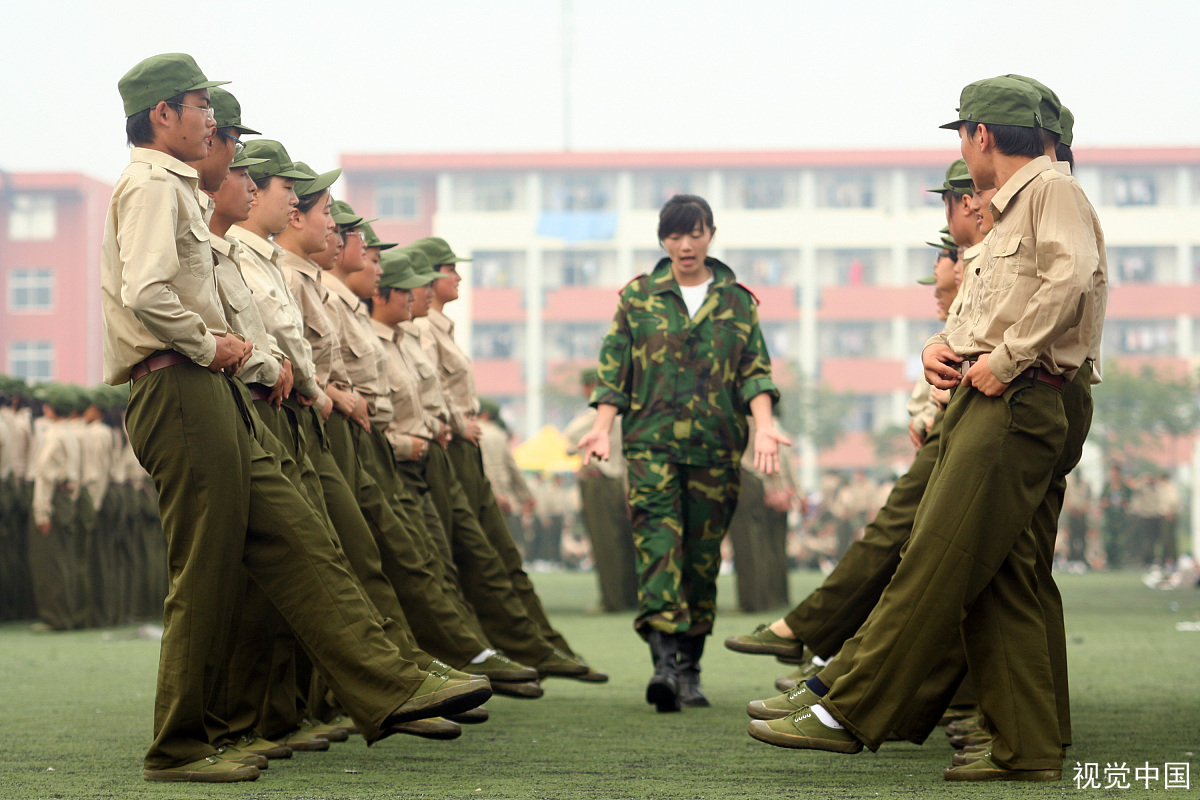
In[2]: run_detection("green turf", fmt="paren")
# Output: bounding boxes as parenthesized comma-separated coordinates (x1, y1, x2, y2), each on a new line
(2, 570, 1197, 799)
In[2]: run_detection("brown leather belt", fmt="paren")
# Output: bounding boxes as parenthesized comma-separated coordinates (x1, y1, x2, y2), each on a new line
(129, 351, 190, 383)
(960, 361, 1065, 389)
(247, 383, 272, 401)
(1019, 366, 1065, 388)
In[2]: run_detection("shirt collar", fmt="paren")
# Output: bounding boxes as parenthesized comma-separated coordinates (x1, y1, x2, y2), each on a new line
(277, 248, 322, 281)
(990, 155, 1054, 217)
(371, 317, 399, 343)
(210, 233, 234, 259)
(228, 225, 282, 264)
(426, 308, 453, 335)
(400, 320, 423, 338)
(648, 257, 735, 297)
(130, 147, 199, 184)
(326, 273, 362, 310)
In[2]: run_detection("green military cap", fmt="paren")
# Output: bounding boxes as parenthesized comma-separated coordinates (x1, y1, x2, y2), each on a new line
(1003, 74, 1062, 136)
(380, 249, 439, 290)
(292, 161, 341, 198)
(407, 247, 437, 278)
(479, 397, 502, 420)
(119, 53, 230, 117)
(411, 236, 472, 266)
(34, 383, 75, 416)
(229, 149, 268, 170)
(360, 220, 398, 250)
(1059, 106, 1074, 147)
(580, 367, 600, 385)
(330, 199, 364, 231)
(209, 87, 261, 135)
(927, 158, 974, 196)
(92, 384, 128, 412)
(940, 76, 1042, 130)
(925, 226, 956, 250)
(242, 140, 311, 181)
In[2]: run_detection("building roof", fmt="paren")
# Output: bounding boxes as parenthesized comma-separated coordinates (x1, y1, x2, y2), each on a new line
(341, 147, 1200, 174)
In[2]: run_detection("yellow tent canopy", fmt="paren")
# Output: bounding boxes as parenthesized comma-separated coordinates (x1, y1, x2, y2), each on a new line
(512, 424, 581, 472)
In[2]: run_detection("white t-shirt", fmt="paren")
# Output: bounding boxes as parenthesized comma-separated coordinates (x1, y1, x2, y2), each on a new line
(679, 277, 713, 318)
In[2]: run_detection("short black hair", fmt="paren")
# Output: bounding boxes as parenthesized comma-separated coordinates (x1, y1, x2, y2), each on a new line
(964, 121, 1044, 159)
(295, 188, 327, 214)
(1055, 143, 1075, 172)
(125, 92, 187, 147)
(377, 286, 394, 303)
(657, 194, 715, 241)
(252, 174, 273, 191)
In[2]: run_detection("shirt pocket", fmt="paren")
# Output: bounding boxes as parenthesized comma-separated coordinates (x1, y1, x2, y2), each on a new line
(181, 219, 212, 278)
(984, 235, 1022, 292)
(224, 279, 254, 315)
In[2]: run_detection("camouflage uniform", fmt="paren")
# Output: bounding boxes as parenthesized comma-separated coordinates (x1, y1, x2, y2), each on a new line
(591, 257, 777, 636)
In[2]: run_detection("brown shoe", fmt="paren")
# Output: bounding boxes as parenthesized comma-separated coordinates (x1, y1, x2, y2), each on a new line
(234, 732, 292, 759)
(322, 714, 358, 736)
(386, 673, 493, 728)
(944, 755, 1061, 782)
(491, 679, 544, 699)
(534, 648, 589, 678)
(447, 706, 489, 724)
(469, 651, 538, 682)
(724, 624, 807, 660)
(390, 716, 462, 740)
(214, 745, 268, 770)
(280, 726, 330, 751)
(143, 755, 260, 783)
(298, 717, 349, 743)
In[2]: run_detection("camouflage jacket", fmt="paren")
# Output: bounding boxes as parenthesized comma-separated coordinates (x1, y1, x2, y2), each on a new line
(590, 257, 778, 467)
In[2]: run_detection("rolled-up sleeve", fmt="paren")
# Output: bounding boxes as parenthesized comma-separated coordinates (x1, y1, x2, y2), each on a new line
(589, 300, 633, 412)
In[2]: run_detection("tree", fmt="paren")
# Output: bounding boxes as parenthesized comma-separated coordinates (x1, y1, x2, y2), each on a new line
(1091, 362, 1200, 464)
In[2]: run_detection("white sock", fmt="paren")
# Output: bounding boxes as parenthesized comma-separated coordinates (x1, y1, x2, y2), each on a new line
(812, 655, 828, 667)
(470, 648, 495, 664)
(811, 703, 844, 729)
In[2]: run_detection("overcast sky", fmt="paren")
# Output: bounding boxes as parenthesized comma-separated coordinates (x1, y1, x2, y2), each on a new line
(1, 0, 1194, 183)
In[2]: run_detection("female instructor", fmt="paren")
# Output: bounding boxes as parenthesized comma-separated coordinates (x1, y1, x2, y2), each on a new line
(577, 194, 788, 712)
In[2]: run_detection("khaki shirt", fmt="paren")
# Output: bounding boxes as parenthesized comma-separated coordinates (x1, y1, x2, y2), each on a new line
(324, 276, 392, 423)
(31, 419, 81, 527)
(373, 318, 426, 461)
(0, 409, 12, 480)
(212, 234, 283, 388)
(80, 419, 114, 510)
(563, 407, 627, 482)
(417, 309, 479, 436)
(400, 321, 453, 436)
(230, 226, 325, 407)
(906, 379, 937, 435)
(101, 148, 230, 384)
(927, 156, 1105, 384)
(280, 250, 350, 391)
(480, 418, 534, 508)
(8, 408, 33, 481)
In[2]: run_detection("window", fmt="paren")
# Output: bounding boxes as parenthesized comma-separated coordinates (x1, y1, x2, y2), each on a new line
(543, 174, 615, 211)
(819, 322, 883, 357)
(464, 175, 518, 212)
(761, 322, 793, 357)
(910, 170, 950, 208)
(816, 172, 875, 208)
(1109, 321, 1175, 355)
(549, 323, 609, 360)
(727, 172, 795, 209)
(9, 341, 53, 382)
(375, 178, 421, 220)
(632, 173, 704, 209)
(560, 251, 600, 287)
(1113, 174, 1157, 207)
(544, 250, 615, 287)
(1110, 248, 1157, 284)
(8, 194, 56, 241)
(818, 248, 884, 286)
(472, 324, 518, 358)
(9, 268, 53, 310)
(472, 251, 524, 288)
(723, 249, 798, 286)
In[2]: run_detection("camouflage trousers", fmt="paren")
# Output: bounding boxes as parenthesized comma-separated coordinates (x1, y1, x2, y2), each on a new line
(626, 459, 740, 637)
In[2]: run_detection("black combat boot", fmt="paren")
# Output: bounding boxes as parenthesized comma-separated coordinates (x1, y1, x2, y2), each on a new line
(645, 630, 682, 712)
(676, 635, 710, 707)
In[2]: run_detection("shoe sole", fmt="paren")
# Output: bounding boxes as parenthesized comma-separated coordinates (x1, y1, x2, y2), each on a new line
(283, 738, 330, 751)
(681, 697, 711, 708)
(474, 669, 539, 682)
(491, 682, 544, 699)
(747, 720, 863, 753)
(243, 746, 292, 759)
(389, 682, 493, 725)
(572, 669, 610, 683)
(774, 676, 799, 693)
(747, 701, 798, 721)
(536, 664, 590, 678)
(944, 767, 1062, 782)
(143, 766, 260, 783)
(447, 708, 489, 724)
(392, 721, 462, 740)
(723, 636, 806, 659)
(646, 679, 681, 712)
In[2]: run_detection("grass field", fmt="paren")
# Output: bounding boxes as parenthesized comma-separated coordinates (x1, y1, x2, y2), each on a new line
(3, 570, 1198, 799)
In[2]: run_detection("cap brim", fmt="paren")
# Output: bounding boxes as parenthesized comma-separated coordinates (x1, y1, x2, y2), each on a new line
(444, 256, 473, 264)
(916, 275, 937, 285)
(230, 156, 269, 169)
(926, 240, 947, 249)
(190, 79, 232, 91)
(377, 242, 399, 250)
(939, 119, 966, 130)
(925, 186, 949, 195)
(235, 125, 263, 136)
(274, 167, 313, 180)
(299, 168, 341, 196)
